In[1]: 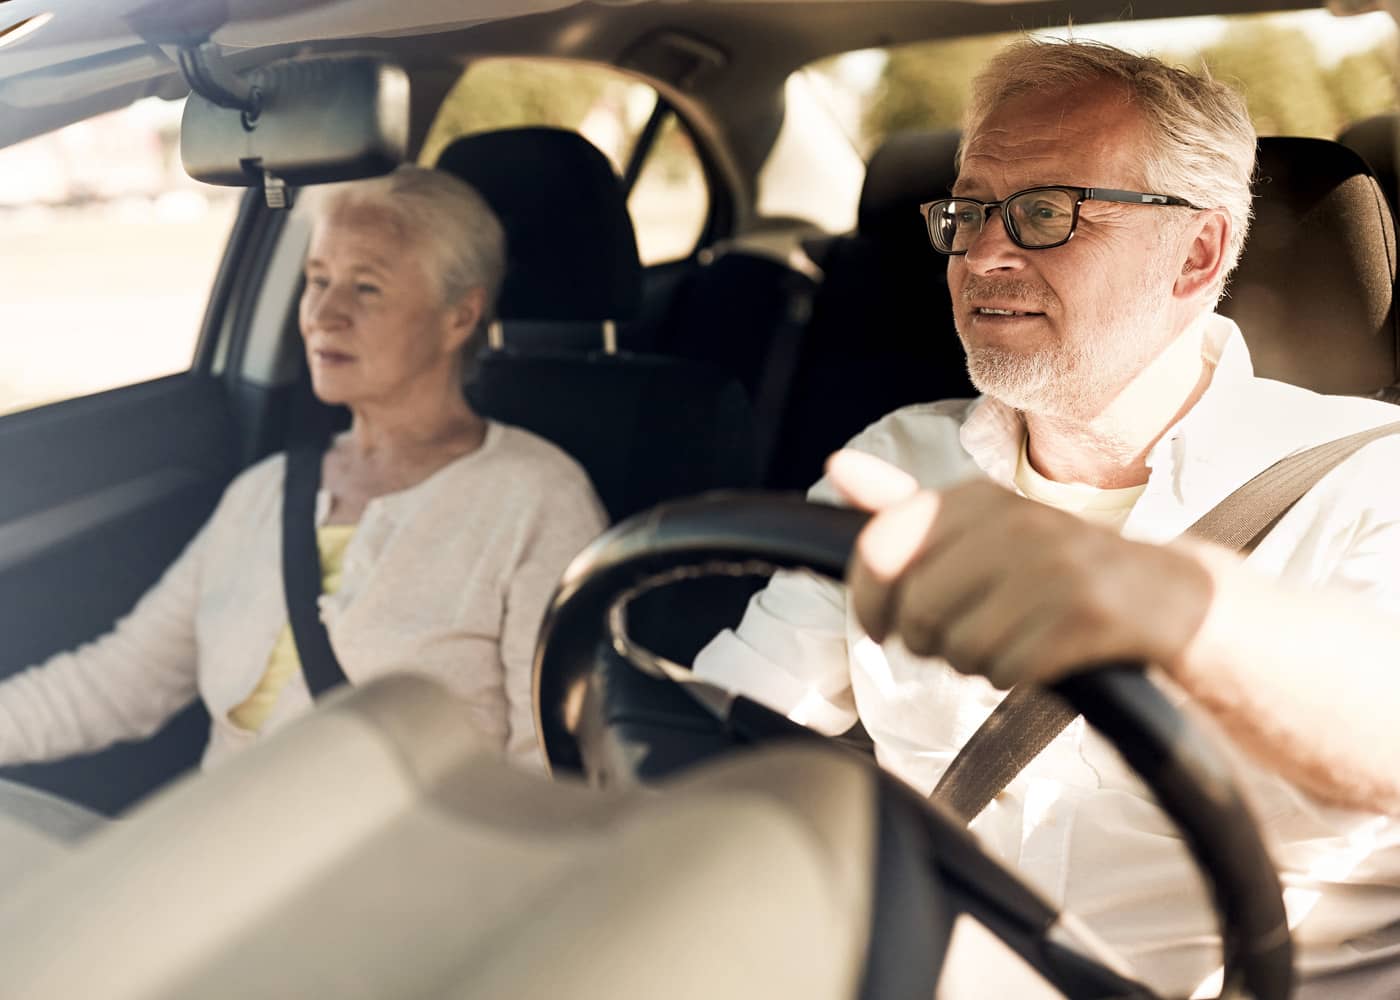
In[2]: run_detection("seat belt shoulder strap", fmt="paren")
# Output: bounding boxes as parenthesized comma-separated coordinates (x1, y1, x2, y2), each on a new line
(281, 445, 350, 698)
(929, 419, 1400, 823)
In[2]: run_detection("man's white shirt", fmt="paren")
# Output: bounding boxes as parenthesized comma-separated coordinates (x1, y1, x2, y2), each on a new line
(693, 314, 1400, 996)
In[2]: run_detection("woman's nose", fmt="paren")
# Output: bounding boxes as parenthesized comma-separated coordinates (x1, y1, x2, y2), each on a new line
(303, 282, 350, 328)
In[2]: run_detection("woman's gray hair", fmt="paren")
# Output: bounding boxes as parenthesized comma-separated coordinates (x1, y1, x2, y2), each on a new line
(301, 164, 507, 323)
(961, 38, 1257, 291)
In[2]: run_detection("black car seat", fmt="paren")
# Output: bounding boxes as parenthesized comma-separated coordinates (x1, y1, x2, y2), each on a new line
(648, 241, 820, 483)
(766, 129, 976, 491)
(439, 128, 763, 663)
(1222, 136, 1399, 397)
(437, 128, 760, 524)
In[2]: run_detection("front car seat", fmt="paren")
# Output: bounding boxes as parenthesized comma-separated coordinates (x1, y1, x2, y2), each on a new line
(1223, 136, 1399, 396)
(439, 127, 760, 522)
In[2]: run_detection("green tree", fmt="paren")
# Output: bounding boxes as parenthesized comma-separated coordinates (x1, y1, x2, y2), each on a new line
(419, 59, 626, 166)
(863, 33, 1011, 144)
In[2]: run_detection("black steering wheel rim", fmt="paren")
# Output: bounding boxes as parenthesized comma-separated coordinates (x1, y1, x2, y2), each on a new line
(533, 493, 1293, 1000)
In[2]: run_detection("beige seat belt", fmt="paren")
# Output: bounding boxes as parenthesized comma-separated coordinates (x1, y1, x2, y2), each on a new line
(931, 420, 1400, 824)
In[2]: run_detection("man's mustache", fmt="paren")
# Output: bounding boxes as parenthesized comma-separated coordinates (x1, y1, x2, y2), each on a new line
(960, 276, 1055, 310)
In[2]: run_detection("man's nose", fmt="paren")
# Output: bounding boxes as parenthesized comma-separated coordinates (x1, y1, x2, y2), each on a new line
(961, 211, 1025, 275)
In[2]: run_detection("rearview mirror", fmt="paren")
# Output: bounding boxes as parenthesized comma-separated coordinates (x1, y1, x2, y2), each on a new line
(181, 55, 409, 198)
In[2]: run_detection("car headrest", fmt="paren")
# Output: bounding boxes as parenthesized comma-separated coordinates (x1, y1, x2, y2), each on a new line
(1222, 136, 1398, 395)
(1338, 113, 1397, 218)
(856, 129, 962, 250)
(436, 127, 642, 323)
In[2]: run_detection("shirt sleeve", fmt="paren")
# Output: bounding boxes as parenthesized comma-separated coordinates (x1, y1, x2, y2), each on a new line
(691, 567, 859, 735)
(691, 462, 860, 735)
(0, 516, 208, 765)
(498, 482, 608, 772)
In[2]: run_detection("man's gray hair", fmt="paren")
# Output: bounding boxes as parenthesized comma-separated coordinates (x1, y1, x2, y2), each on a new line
(304, 164, 507, 323)
(961, 38, 1257, 286)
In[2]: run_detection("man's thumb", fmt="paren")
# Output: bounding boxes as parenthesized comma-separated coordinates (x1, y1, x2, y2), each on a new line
(825, 449, 921, 511)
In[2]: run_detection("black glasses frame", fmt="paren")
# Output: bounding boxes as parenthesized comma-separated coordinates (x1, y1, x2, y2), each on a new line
(918, 185, 1205, 255)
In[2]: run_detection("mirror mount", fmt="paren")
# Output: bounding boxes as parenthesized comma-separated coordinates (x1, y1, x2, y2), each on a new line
(177, 41, 261, 118)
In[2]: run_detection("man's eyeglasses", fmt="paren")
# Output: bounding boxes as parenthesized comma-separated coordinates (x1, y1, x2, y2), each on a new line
(919, 185, 1205, 255)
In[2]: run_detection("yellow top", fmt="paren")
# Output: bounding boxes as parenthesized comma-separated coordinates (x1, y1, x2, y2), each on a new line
(1013, 434, 1146, 532)
(228, 523, 358, 732)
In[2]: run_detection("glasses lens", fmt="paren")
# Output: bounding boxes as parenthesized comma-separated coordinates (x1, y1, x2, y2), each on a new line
(929, 200, 984, 254)
(1006, 189, 1076, 248)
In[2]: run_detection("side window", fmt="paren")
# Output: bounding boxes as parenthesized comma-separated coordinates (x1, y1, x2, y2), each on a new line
(628, 113, 710, 264)
(420, 58, 710, 265)
(0, 98, 240, 417)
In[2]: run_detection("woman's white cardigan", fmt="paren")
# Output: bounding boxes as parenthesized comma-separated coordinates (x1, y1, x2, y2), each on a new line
(0, 423, 607, 771)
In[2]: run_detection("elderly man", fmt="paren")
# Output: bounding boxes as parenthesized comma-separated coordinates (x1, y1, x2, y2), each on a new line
(694, 39, 1400, 997)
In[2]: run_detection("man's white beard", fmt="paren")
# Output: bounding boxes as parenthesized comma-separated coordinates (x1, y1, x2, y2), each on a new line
(964, 336, 1120, 419)
(960, 273, 1176, 421)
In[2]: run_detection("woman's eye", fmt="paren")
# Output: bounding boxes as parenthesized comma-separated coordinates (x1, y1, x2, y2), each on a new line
(355, 283, 381, 296)
(306, 275, 329, 290)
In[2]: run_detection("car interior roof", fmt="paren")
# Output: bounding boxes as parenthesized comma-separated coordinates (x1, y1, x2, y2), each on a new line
(0, 0, 1332, 148)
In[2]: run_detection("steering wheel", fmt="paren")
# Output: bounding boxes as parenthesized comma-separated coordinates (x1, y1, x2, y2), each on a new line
(533, 494, 1293, 1000)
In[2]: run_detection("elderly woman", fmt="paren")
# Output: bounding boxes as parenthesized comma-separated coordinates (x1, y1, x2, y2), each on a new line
(0, 165, 606, 772)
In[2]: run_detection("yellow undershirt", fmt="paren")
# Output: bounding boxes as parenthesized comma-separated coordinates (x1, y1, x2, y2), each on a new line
(1013, 435, 1146, 532)
(229, 523, 358, 733)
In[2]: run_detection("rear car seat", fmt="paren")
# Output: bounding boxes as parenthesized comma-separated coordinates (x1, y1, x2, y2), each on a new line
(440, 127, 764, 661)
(436, 127, 760, 523)
(767, 129, 976, 491)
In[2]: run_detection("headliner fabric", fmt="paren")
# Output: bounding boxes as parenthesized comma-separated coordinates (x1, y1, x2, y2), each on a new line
(1222, 136, 1398, 395)
(437, 127, 643, 323)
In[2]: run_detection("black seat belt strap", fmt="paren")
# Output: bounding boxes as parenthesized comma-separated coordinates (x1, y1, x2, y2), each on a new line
(752, 272, 815, 476)
(930, 419, 1400, 823)
(282, 444, 350, 697)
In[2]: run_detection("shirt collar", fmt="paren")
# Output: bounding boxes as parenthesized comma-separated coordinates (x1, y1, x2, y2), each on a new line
(955, 313, 1264, 537)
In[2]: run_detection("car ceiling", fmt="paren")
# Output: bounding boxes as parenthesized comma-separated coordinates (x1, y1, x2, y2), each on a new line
(0, 0, 1356, 188)
(3, 0, 1334, 96)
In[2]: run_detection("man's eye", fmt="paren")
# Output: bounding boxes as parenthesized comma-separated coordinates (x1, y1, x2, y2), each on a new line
(953, 207, 981, 225)
(355, 282, 381, 295)
(1027, 202, 1067, 220)
(306, 275, 329, 290)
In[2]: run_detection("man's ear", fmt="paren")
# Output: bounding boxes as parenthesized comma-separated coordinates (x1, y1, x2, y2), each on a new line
(444, 287, 487, 353)
(1174, 208, 1231, 301)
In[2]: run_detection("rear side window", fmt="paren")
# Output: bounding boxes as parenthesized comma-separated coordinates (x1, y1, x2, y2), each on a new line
(419, 58, 711, 265)
(0, 98, 240, 416)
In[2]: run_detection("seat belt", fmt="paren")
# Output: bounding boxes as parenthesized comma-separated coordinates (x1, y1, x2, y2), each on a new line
(751, 271, 815, 477)
(282, 444, 350, 697)
(931, 420, 1400, 824)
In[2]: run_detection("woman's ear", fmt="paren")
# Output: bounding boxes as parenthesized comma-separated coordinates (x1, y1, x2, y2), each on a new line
(1174, 208, 1231, 301)
(444, 287, 487, 353)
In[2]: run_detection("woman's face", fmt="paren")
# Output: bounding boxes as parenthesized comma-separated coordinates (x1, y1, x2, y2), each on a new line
(299, 203, 479, 409)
